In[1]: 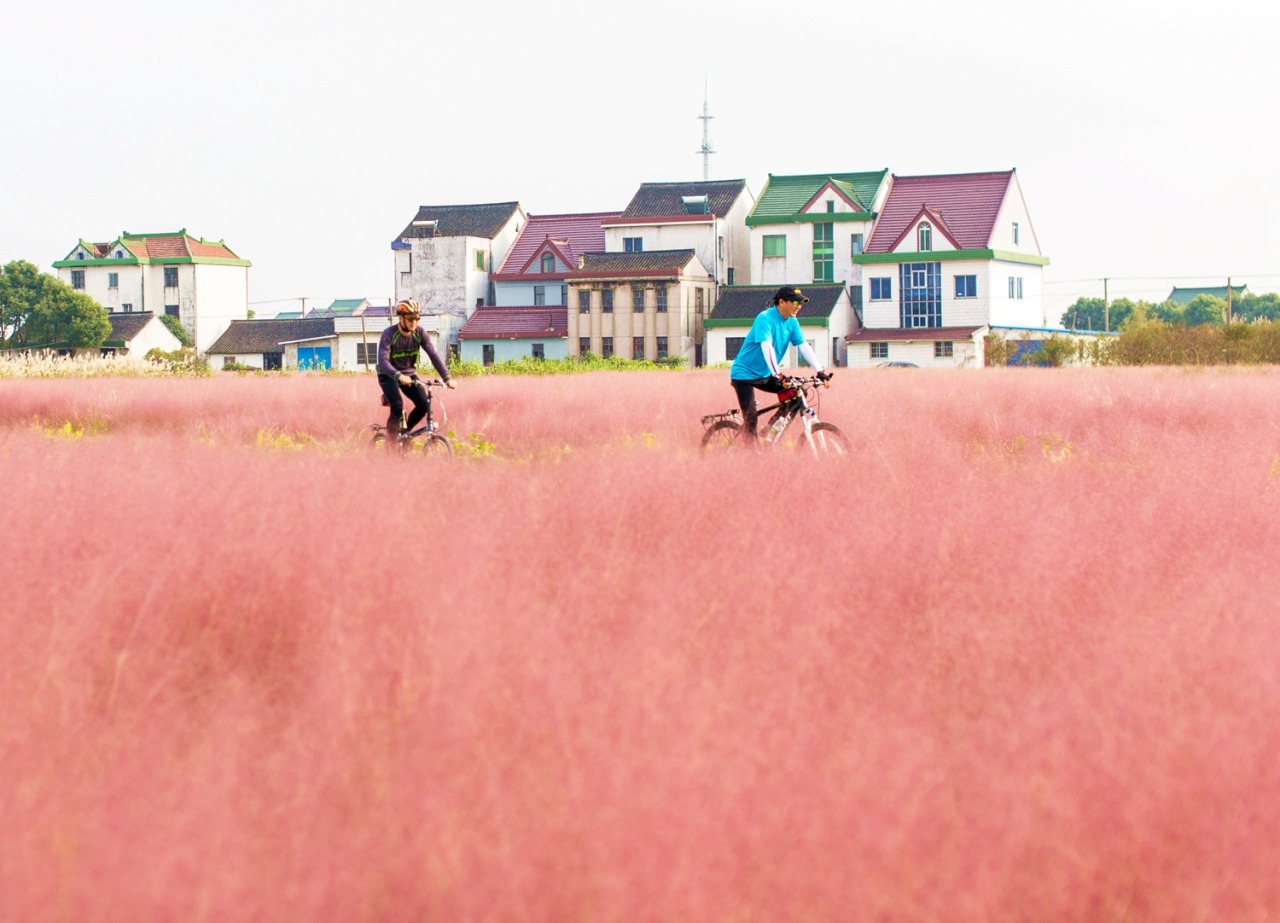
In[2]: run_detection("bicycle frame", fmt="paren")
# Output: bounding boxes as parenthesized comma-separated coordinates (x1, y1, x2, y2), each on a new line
(700, 375, 846, 456)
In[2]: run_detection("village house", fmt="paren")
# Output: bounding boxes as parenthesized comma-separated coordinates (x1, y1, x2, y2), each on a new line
(52, 229, 250, 352)
(391, 202, 527, 354)
(846, 169, 1049, 368)
(458, 307, 569, 364)
(745, 170, 890, 299)
(601, 180, 753, 289)
(205, 313, 391, 371)
(565, 250, 714, 364)
(703, 284, 855, 368)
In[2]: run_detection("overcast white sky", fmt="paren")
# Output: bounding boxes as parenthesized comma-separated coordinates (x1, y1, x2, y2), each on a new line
(4, 0, 1277, 321)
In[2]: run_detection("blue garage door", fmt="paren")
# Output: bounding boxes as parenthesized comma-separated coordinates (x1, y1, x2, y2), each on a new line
(297, 346, 331, 370)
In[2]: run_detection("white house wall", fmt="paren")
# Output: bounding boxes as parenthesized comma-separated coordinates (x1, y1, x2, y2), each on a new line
(749, 223, 869, 292)
(845, 335, 983, 369)
(494, 280, 568, 307)
(395, 236, 496, 323)
(190, 264, 249, 352)
(603, 208, 750, 287)
(704, 325, 839, 368)
(460, 338, 570, 364)
(127, 318, 183, 356)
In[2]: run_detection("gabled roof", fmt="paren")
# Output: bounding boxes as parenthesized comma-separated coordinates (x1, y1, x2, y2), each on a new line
(748, 171, 889, 224)
(494, 212, 619, 277)
(1168, 285, 1248, 305)
(566, 250, 704, 279)
(395, 202, 522, 241)
(615, 180, 747, 220)
(55, 229, 248, 266)
(206, 317, 335, 354)
(105, 311, 161, 345)
(458, 306, 569, 340)
(709, 285, 846, 321)
(865, 171, 1014, 254)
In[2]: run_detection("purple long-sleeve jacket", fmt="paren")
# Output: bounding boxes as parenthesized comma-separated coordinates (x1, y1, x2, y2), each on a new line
(376, 324, 450, 382)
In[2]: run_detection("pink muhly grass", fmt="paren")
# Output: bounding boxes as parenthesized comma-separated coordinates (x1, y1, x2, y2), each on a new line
(2, 367, 1280, 919)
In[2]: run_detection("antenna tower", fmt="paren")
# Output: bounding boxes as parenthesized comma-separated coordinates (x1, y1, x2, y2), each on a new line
(697, 78, 715, 180)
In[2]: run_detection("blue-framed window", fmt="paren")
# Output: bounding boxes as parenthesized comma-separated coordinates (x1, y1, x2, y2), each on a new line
(578, 290, 590, 313)
(601, 288, 614, 313)
(870, 278, 892, 301)
(900, 262, 942, 328)
(870, 342, 888, 359)
(955, 275, 977, 298)
(624, 237, 643, 252)
(533, 285, 545, 306)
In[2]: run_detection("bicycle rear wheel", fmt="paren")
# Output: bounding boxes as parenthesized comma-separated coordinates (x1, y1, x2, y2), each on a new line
(700, 420, 742, 453)
(806, 422, 851, 456)
(421, 433, 452, 458)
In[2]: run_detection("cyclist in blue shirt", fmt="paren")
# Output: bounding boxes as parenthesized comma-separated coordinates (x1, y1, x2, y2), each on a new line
(729, 285, 830, 443)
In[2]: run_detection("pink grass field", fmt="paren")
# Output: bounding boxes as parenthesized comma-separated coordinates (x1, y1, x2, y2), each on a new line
(3, 367, 1280, 921)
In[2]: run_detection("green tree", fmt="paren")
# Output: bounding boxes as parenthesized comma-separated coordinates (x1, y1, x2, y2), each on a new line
(1182, 294, 1226, 327)
(1061, 296, 1135, 331)
(0, 260, 111, 349)
(159, 313, 193, 347)
(1237, 292, 1280, 322)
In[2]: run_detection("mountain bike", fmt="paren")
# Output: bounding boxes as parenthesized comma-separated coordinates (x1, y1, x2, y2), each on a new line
(700, 374, 850, 456)
(370, 377, 452, 457)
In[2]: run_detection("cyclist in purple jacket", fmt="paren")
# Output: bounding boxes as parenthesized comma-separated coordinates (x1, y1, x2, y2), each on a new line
(376, 299, 455, 442)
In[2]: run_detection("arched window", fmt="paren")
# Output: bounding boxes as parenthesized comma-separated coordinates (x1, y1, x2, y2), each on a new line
(918, 222, 932, 252)
(541, 253, 554, 273)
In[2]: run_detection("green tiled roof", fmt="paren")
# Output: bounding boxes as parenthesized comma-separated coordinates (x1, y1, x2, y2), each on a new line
(1167, 285, 1248, 305)
(747, 170, 888, 225)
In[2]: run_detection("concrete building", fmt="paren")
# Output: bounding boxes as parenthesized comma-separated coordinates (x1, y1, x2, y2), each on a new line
(848, 170, 1049, 368)
(565, 250, 714, 364)
(602, 180, 753, 288)
(391, 202, 526, 352)
(704, 284, 855, 369)
(206, 315, 392, 371)
(52, 229, 250, 352)
(745, 170, 890, 298)
(458, 307, 569, 364)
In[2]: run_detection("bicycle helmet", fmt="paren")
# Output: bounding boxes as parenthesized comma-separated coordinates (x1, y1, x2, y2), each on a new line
(395, 299, 422, 319)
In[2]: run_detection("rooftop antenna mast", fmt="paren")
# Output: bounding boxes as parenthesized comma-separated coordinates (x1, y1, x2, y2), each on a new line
(697, 76, 716, 180)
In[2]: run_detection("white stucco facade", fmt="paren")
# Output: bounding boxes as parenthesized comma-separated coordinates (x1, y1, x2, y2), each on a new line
(602, 193, 753, 288)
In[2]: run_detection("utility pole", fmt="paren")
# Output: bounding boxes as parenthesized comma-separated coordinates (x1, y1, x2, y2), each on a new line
(697, 77, 715, 181)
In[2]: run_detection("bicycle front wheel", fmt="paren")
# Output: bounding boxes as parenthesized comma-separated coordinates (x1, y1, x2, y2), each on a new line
(806, 421, 851, 456)
(421, 433, 452, 458)
(700, 420, 742, 453)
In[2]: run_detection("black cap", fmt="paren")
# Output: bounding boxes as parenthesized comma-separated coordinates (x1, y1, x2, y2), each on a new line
(773, 285, 809, 305)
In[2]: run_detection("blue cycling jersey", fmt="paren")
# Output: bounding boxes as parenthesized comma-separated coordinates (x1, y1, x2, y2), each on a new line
(729, 306, 804, 380)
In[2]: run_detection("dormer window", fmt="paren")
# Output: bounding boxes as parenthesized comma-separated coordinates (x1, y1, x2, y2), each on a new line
(918, 222, 933, 252)
(76, 252, 85, 260)
(681, 194, 709, 215)
(115, 249, 124, 259)
(541, 253, 554, 273)
(826, 200, 835, 213)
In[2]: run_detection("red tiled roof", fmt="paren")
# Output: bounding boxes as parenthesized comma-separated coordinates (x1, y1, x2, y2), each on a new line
(494, 212, 619, 276)
(846, 325, 986, 342)
(458, 307, 568, 340)
(120, 231, 242, 261)
(865, 171, 1013, 254)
